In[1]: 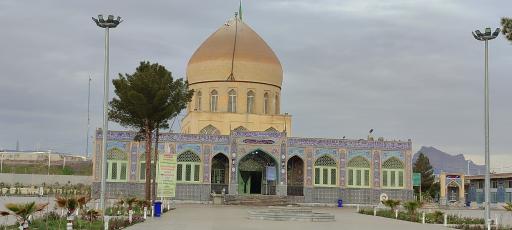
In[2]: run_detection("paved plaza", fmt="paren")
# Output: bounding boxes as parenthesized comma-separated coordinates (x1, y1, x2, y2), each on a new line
(127, 204, 451, 230)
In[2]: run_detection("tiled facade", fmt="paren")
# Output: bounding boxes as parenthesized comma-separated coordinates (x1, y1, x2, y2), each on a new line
(93, 130, 413, 204)
(466, 174, 512, 206)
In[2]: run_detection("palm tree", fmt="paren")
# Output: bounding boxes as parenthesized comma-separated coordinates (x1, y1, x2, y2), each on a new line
(403, 200, 423, 222)
(117, 197, 138, 211)
(56, 196, 78, 217)
(77, 196, 91, 211)
(118, 197, 138, 223)
(3, 202, 47, 230)
(382, 199, 401, 212)
(56, 195, 90, 229)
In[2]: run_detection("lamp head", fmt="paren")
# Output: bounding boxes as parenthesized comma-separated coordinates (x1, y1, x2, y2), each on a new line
(492, 28, 501, 38)
(92, 14, 122, 28)
(485, 28, 492, 36)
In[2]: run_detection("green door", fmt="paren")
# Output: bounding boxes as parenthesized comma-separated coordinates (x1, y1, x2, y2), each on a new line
(238, 171, 251, 195)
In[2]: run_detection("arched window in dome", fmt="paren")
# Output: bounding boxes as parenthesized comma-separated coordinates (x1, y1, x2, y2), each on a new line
(200, 125, 220, 135)
(275, 94, 280, 114)
(347, 156, 371, 188)
(210, 90, 218, 112)
(265, 127, 278, 132)
(228, 89, 237, 113)
(195, 91, 202, 111)
(314, 155, 337, 187)
(247, 90, 255, 114)
(382, 157, 405, 189)
(264, 92, 270, 115)
(233, 126, 249, 132)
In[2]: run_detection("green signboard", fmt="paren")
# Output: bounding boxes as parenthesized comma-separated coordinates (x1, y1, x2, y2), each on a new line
(412, 173, 421, 187)
(157, 152, 177, 198)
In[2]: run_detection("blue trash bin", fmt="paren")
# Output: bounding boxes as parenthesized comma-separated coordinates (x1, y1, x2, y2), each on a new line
(337, 199, 343, 208)
(154, 201, 162, 217)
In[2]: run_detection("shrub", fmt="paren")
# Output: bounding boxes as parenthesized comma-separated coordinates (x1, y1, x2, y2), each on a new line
(504, 202, 512, 212)
(108, 216, 144, 230)
(403, 200, 423, 221)
(455, 224, 511, 230)
(382, 199, 401, 212)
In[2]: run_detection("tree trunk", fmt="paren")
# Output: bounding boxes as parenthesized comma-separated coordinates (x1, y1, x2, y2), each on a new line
(144, 123, 153, 203)
(152, 127, 160, 204)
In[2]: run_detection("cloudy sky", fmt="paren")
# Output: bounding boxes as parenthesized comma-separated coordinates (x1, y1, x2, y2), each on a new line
(0, 1, 510, 170)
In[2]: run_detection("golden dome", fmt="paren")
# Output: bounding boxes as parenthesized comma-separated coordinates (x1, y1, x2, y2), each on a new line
(187, 18, 283, 88)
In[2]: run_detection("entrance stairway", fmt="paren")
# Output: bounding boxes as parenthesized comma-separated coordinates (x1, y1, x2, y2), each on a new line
(248, 206, 335, 222)
(224, 195, 290, 206)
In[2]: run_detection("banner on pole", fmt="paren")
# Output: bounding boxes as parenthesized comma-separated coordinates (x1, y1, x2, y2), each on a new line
(413, 173, 421, 187)
(157, 152, 177, 198)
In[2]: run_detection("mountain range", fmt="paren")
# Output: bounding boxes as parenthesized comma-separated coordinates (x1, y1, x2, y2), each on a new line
(413, 146, 485, 175)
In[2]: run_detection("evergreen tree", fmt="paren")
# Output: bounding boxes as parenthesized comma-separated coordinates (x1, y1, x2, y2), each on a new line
(501, 17, 512, 42)
(413, 153, 435, 195)
(109, 61, 193, 202)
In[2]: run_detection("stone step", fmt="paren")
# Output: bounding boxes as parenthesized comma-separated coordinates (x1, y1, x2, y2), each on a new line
(247, 207, 335, 222)
(224, 195, 291, 206)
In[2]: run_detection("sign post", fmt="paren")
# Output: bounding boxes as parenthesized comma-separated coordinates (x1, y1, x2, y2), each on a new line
(413, 173, 422, 201)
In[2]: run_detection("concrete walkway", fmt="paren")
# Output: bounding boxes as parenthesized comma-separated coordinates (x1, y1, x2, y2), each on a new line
(128, 204, 451, 230)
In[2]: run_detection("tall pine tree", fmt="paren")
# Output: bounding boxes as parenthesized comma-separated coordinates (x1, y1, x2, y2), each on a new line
(413, 153, 435, 195)
(109, 61, 193, 202)
(501, 17, 512, 42)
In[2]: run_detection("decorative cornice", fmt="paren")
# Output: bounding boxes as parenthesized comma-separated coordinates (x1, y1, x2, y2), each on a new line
(287, 137, 411, 150)
(97, 130, 411, 151)
(231, 131, 285, 138)
(96, 130, 229, 144)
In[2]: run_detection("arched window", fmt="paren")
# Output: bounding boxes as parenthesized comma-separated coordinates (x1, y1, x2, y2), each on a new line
(265, 127, 278, 132)
(199, 124, 220, 135)
(210, 90, 218, 112)
(382, 157, 405, 188)
(195, 91, 202, 111)
(275, 94, 280, 114)
(106, 148, 128, 182)
(347, 156, 371, 188)
(177, 151, 201, 182)
(228, 89, 237, 113)
(314, 155, 337, 186)
(233, 126, 249, 132)
(247, 90, 255, 114)
(263, 92, 270, 114)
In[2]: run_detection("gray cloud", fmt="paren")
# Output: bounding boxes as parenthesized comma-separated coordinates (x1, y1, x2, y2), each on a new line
(0, 0, 511, 170)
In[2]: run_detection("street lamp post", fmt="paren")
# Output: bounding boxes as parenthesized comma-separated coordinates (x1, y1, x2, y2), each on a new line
(92, 14, 122, 212)
(472, 27, 500, 229)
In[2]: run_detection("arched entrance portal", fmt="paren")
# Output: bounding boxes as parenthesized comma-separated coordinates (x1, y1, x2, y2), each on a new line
(238, 150, 277, 195)
(287, 156, 304, 196)
(211, 153, 229, 194)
